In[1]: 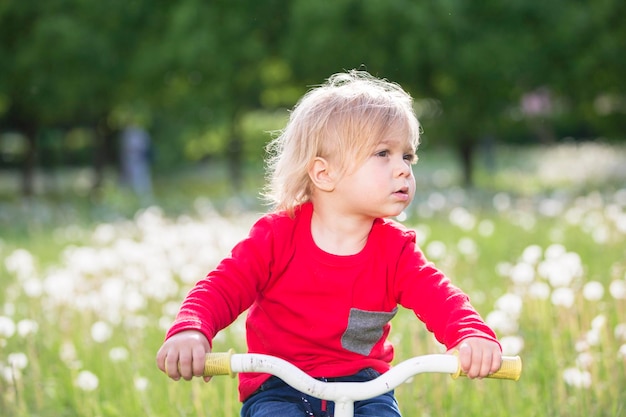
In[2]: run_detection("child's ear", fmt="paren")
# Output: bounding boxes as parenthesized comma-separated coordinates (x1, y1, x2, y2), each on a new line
(308, 157, 335, 192)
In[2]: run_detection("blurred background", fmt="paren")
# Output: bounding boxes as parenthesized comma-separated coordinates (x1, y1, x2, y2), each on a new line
(1, 1, 625, 416)
(1, 1, 624, 210)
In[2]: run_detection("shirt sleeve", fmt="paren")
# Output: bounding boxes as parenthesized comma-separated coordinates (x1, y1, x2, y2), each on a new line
(165, 215, 276, 344)
(394, 236, 500, 350)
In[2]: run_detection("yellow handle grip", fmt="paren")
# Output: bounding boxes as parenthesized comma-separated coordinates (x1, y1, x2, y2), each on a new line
(452, 355, 522, 381)
(204, 349, 235, 377)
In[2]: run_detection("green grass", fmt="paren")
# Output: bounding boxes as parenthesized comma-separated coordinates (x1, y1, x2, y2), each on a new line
(1, 144, 625, 416)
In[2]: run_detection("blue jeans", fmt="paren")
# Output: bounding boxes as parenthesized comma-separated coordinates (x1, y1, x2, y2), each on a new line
(240, 368, 402, 417)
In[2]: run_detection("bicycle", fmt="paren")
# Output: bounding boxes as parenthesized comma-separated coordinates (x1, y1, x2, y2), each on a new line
(202, 350, 522, 417)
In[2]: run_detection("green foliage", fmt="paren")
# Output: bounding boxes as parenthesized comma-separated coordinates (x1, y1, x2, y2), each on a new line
(0, 0, 625, 190)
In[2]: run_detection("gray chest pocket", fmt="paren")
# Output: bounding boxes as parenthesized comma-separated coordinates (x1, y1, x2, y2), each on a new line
(341, 307, 398, 356)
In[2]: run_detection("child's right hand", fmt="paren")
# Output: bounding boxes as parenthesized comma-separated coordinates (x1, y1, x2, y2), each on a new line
(156, 330, 212, 382)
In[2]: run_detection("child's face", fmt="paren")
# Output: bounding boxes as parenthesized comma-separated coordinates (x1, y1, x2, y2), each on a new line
(332, 126, 416, 219)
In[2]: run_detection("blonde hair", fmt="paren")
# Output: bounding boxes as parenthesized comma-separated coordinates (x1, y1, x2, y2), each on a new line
(263, 70, 421, 215)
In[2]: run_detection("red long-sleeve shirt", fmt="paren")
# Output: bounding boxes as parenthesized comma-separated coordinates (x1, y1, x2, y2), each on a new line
(166, 202, 499, 401)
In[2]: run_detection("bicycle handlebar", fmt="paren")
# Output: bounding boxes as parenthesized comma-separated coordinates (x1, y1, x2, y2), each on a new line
(203, 350, 521, 417)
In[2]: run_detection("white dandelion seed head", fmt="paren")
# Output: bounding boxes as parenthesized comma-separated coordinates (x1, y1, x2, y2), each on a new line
(7, 352, 28, 370)
(521, 245, 543, 265)
(562, 367, 592, 388)
(134, 376, 149, 391)
(494, 293, 523, 318)
(59, 341, 77, 364)
(493, 193, 511, 212)
(545, 244, 566, 259)
(551, 287, 575, 308)
(495, 262, 512, 277)
(109, 346, 129, 362)
(510, 262, 536, 285)
(614, 323, 626, 341)
(0, 316, 16, 338)
(90, 321, 113, 343)
(618, 344, 626, 360)
(528, 282, 551, 300)
(609, 280, 626, 299)
(75, 370, 99, 391)
(22, 277, 43, 298)
(4, 248, 37, 279)
(449, 207, 476, 231)
(17, 319, 39, 337)
(457, 237, 478, 257)
(425, 241, 447, 260)
(583, 281, 604, 301)
(591, 314, 607, 330)
(576, 352, 594, 369)
(585, 329, 601, 346)
(500, 336, 524, 356)
(485, 310, 519, 335)
(477, 219, 495, 237)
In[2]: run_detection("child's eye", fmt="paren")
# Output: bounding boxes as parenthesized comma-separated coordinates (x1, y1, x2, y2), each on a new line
(404, 153, 417, 163)
(375, 150, 389, 157)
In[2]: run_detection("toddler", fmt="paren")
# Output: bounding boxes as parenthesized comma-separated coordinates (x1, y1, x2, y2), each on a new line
(157, 70, 502, 417)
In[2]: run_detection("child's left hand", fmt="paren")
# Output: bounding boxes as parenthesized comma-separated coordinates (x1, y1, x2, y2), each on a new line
(447, 337, 502, 379)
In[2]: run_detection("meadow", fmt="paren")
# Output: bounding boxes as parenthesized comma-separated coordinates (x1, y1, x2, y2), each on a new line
(0, 143, 625, 416)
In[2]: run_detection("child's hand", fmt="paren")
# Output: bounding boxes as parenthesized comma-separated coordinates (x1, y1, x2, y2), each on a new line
(156, 330, 212, 382)
(447, 337, 502, 379)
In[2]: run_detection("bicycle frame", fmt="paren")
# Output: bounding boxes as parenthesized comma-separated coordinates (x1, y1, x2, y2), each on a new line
(204, 350, 522, 417)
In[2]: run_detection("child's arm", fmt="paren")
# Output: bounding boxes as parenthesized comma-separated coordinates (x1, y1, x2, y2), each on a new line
(156, 330, 212, 382)
(447, 337, 502, 379)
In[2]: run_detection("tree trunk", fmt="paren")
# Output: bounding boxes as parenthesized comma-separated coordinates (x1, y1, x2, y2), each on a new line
(91, 120, 113, 198)
(21, 128, 37, 197)
(457, 140, 475, 188)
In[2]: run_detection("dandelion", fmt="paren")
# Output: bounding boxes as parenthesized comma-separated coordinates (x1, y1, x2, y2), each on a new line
(8, 352, 28, 370)
(427, 192, 446, 211)
(4, 248, 36, 279)
(591, 314, 606, 330)
(495, 262, 512, 277)
(494, 293, 523, 318)
(60, 341, 80, 368)
(485, 310, 519, 335)
(449, 207, 476, 230)
(477, 219, 495, 237)
(0, 316, 16, 338)
(551, 287, 575, 308)
(75, 370, 99, 391)
(17, 319, 39, 337)
(91, 321, 113, 343)
(22, 277, 43, 298)
(563, 367, 592, 388)
(582, 281, 604, 301)
(500, 336, 524, 356)
(576, 352, 594, 369)
(509, 262, 535, 285)
(134, 376, 149, 391)
(92, 223, 117, 245)
(493, 193, 511, 212)
(585, 329, 601, 346)
(528, 282, 551, 300)
(545, 244, 566, 259)
(109, 346, 129, 362)
(457, 237, 478, 257)
(619, 344, 626, 360)
(0, 364, 10, 382)
(615, 323, 626, 341)
(521, 245, 543, 265)
(425, 241, 447, 260)
(609, 280, 626, 299)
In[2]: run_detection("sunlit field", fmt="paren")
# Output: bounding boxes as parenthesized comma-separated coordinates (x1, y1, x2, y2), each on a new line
(1, 143, 625, 416)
